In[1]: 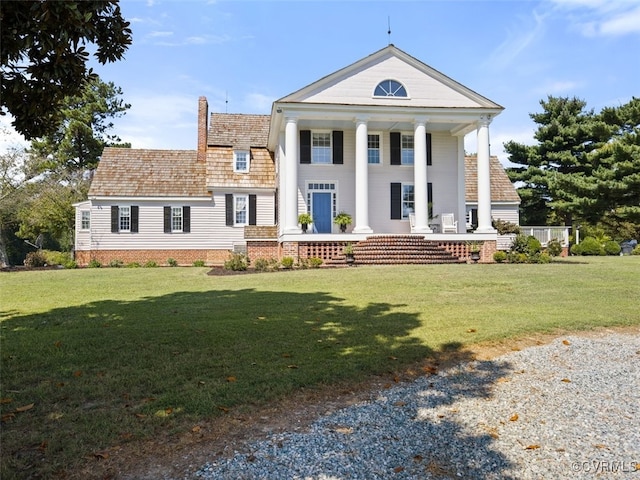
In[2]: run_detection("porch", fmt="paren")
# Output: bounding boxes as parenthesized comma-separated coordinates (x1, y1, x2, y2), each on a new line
(245, 227, 497, 264)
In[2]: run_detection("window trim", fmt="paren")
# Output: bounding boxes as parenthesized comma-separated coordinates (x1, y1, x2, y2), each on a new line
(233, 150, 250, 173)
(373, 79, 409, 98)
(119, 205, 131, 232)
(311, 131, 332, 164)
(401, 133, 414, 165)
(234, 194, 249, 226)
(401, 183, 414, 220)
(171, 206, 183, 232)
(80, 210, 90, 230)
(367, 133, 382, 165)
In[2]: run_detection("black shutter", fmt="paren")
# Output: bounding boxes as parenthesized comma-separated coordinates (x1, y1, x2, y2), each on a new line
(111, 206, 119, 233)
(390, 183, 402, 219)
(249, 195, 257, 225)
(164, 206, 171, 233)
(131, 206, 139, 233)
(428, 183, 433, 219)
(332, 130, 343, 164)
(300, 130, 311, 164)
(183, 206, 190, 233)
(274, 189, 279, 225)
(225, 194, 234, 226)
(427, 133, 432, 166)
(390, 132, 401, 165)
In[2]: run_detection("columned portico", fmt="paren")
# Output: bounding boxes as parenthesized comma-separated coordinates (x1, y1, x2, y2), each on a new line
(413, 119, 432, 233)
(475, 114, 496, 233)
(353, 118, 373, 233)
(284, 116, 301, 234)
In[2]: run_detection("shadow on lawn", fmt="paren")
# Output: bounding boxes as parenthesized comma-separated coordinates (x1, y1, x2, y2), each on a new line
(1, 288, 515, 479)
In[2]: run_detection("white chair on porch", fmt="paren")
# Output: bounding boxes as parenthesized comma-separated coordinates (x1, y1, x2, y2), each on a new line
(409, 213, 416, 232)
(441, 213, 458, 233)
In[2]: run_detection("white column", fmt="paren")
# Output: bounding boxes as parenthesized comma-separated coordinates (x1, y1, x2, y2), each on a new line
(413, 119, 432, 233)
(353, 118, 373, 234)
(475, 114, 496, 233)
(456, 135, 466, 233)
(284, 116, 301, 234)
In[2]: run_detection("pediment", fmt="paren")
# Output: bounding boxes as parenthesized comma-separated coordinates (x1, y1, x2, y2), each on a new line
(277, 45, 502, 110)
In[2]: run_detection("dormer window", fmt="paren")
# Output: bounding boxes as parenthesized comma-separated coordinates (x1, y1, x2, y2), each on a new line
(374, 79, 407, 98)
(234, 150, 250, 173)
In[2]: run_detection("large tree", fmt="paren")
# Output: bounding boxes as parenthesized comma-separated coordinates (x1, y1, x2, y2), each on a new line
(505, 96, 611, 225)
(506, 96, 640, 239)
(3, 78, 130, 262)
(29, 77, 131, 173)
(0, 0, 132, 140)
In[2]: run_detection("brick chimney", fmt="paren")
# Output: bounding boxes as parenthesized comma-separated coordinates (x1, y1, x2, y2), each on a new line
(197, 96, 208, 163)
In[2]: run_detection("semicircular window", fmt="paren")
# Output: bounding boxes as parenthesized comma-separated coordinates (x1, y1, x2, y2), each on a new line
(374, 79, 407, 97)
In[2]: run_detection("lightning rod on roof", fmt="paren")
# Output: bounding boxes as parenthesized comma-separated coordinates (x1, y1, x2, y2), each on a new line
(387, 16, 391, 45)
(225, 91, 228, 114)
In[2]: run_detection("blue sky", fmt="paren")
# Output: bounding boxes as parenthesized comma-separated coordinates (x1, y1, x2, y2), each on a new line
(3, 0, 640, 164)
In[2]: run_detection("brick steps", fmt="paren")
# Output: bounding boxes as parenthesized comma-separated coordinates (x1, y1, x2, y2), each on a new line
(326, 235, 465, 265)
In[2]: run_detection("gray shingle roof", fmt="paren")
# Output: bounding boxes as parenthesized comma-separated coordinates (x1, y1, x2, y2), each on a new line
(207, 113, 270, 148)
(89, 148, 208, 197)
(465, 156, 520, 203)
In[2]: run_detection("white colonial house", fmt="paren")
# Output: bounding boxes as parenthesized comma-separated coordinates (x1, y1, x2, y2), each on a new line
(74, 45, 520, 266)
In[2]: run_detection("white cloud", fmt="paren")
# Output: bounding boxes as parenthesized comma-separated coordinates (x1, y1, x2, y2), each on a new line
(487, 10, 548, 69)
(112, 93, 199, 150)
(547, 0, 640, 36)
(147, 31, 173, 38)
(534, 80, 583, 95)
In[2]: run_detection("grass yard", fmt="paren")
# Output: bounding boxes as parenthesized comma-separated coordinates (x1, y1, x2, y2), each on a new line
(1, 257, 639, 478)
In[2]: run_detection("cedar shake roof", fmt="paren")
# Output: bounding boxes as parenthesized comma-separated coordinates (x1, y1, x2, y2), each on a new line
(465, 156, 520, 203)
(206, 147, 275, 189)
(89, 148, 208, 197)
(207, 113, 270, 148)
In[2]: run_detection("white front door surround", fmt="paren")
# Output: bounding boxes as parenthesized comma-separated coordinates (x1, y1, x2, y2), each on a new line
(281, 114, 495, 235)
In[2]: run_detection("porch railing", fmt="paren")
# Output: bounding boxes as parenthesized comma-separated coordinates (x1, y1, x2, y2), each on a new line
(518, 226, 570, 246)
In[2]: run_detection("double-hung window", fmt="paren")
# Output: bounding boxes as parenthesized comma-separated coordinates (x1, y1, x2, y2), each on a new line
(235, 194, 248, 225)
(171, 207, 183, 231)
(312, 132, 331, 164)
(368, 134, 380, 164)
(401, 134, 414, 165)
(402, 184, 414, 220)
(234, 150, 249, 173)
(81, 211, 90, 230)
(119, 206, 131, 231)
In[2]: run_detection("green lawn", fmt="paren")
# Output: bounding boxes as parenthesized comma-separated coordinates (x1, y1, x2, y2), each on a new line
(1, 257, 639, 478)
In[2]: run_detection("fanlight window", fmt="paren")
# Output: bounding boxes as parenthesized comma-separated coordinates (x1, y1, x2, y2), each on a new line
(374, 79, 407, 97)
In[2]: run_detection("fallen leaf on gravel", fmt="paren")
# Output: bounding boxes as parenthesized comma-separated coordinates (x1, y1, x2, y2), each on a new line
(561, 378, 571, 383)
(525, 444, 541, 450)
(394, 401, 406, 407)
(593, 444, 608, 449)
(93, 451, 109, 460)
(422, 365, 438, 375)
(413, 454, 423, 462)
(334, 426, 353, 434)
(217, 405, 230, 413)
(497, 377, 510, 383)
(510, 413, 519, 422)
(192, 425, 201, 433)
(467, 328, 477, 333)
(394, 466, 405, 473)
(562, 339, 571, 345)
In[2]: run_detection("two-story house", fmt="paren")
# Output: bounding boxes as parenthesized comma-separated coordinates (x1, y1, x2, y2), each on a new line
(74, 45, 519, 266)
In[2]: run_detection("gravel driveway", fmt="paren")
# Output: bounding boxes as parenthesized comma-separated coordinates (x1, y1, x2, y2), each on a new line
(193, 332, 639, 479)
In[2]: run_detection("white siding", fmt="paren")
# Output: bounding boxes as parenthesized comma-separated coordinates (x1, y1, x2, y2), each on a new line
(294, 130, 461, 234)
(84, 193, 275, 252)
(303, 57, 482, 108)
(74, 201, 91, 251)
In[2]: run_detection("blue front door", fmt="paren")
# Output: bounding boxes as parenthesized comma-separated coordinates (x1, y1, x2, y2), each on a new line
(312, 193, 332, 233)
